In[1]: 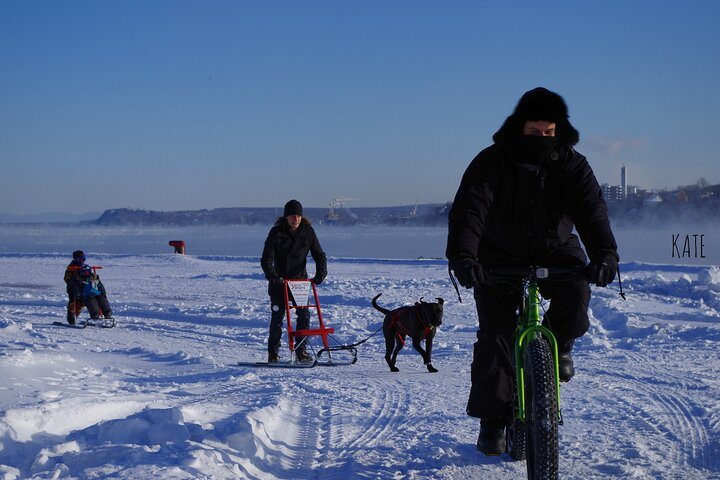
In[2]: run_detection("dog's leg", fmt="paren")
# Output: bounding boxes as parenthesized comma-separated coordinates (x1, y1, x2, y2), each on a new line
(385, 340, 400, 373)
(384, 323, 400, 372)
(412, 337, 437, 373)
(425, 336, 438, 373)
(389, 337, 404, 372)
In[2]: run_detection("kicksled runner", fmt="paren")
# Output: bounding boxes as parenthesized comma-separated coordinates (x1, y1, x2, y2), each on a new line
(53, 316, 116, 329)
(238, 279, 358, 369)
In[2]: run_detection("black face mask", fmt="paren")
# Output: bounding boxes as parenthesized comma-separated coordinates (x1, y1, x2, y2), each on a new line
(515, 135, 558, 165)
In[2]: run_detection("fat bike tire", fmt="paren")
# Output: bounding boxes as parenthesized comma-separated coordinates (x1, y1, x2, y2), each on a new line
(524, 337, 559, 480)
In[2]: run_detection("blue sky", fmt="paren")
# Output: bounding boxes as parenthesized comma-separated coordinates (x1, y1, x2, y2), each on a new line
(1, 1, 719, 214)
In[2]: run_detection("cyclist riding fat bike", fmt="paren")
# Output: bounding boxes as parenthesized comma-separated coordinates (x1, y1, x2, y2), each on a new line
(446, 87, 619, 455)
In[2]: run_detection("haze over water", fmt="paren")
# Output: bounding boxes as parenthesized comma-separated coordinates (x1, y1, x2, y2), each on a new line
(0, 224, 716, 265)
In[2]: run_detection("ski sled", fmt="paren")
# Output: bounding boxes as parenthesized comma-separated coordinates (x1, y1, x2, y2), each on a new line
(53, 316, 116, 329)
(238, 279, 357, 369)
(236, 358, 317, 368)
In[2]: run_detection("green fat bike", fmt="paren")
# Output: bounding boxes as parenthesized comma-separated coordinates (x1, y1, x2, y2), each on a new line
(485, 266, 586, 480)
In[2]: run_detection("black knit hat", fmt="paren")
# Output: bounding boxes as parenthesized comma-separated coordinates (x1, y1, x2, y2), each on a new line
(283, 199, 303, 217)
(493, 87, 580, 146)
(72, 250, 85, 259)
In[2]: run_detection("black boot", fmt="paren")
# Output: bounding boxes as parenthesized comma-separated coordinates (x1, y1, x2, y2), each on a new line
(295, 349, 314, 363)
(476, 419, 506, 456)
(67, 310, 75, 325)
(558, 352, 575, 382)
(558, 340, 575, 382)
(267, 351, 280, 364)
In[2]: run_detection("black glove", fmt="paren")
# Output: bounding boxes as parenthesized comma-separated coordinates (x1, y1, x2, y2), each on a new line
(588, 251, 618, 287)
(312, 274, 325, 285)
(269, 275, 284, 286)
(450, 257, 484, 289)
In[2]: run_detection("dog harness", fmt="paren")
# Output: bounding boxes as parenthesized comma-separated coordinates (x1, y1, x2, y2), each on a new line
(390, 305, 436, 346)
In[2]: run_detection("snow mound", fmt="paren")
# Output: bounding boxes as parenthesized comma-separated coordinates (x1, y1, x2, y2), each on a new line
(698, 266, 720, 292)
(80, 407, 191, 445)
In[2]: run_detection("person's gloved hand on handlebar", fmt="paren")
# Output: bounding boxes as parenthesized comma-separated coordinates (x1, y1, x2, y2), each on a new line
(450, 257, 484, 289)
(587, 250, 619, 287)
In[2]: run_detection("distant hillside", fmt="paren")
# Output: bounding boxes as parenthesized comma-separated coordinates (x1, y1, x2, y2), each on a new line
(6, 181, 718, 227)
(89, 204, 451, 226)
(89, 181, 720, 227)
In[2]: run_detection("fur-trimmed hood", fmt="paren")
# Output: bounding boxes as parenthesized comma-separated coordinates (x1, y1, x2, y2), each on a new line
(492, 87, 580, 148)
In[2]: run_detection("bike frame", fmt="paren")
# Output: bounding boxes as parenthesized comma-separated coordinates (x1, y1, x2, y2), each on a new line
(513, 270, 563, 424)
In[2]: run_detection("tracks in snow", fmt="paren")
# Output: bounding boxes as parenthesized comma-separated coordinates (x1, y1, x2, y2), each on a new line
(580, 285, 720, 478)
(243, 375, 414, 478)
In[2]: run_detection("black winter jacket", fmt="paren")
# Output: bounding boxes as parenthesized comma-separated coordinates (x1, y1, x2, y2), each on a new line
(261, 219, 327, 284)
(446, 142, 618, 267)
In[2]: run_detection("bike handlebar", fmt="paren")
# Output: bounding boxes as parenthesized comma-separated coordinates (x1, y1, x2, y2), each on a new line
(484, 265, 589, 282)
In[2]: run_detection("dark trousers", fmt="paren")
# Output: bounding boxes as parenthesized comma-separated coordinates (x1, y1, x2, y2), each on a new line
(268, 285, 310, 354)
(67, 296, 82, 314)
(83, 295, 112, 319)
(467, 279, 591, 420)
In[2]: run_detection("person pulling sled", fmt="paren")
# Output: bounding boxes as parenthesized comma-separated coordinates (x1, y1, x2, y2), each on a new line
(261, 200, 327, 364)
(64, 250, 86, 325)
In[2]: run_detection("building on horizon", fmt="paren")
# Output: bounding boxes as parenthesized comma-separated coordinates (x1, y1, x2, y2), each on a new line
(603, 164, 639, 202)
(602, 184, 625, 201)
(621, 164, 628, 199)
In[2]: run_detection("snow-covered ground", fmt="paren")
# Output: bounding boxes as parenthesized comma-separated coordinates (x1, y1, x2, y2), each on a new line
(0, 228, 719, 479)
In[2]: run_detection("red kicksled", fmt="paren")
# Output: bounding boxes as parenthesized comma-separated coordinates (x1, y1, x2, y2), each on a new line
(284, 279, 333, 352)
(238, 279, 357, 368)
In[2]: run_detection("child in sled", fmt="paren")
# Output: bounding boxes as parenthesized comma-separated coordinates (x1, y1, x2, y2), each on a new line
(78, 264, 113, 320)
(63, 251, 113, 324)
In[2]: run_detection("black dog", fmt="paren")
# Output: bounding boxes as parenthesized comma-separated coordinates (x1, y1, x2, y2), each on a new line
(372, 294, 444, 373)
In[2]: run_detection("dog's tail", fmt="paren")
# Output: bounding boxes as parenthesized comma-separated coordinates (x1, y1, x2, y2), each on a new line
(371, 294, 392, 315)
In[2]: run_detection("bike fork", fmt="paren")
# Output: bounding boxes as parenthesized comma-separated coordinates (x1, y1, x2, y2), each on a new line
(514, 326, 564, 425)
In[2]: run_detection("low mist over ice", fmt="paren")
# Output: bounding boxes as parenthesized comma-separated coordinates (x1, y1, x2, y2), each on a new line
(0, 223, 717, 265)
